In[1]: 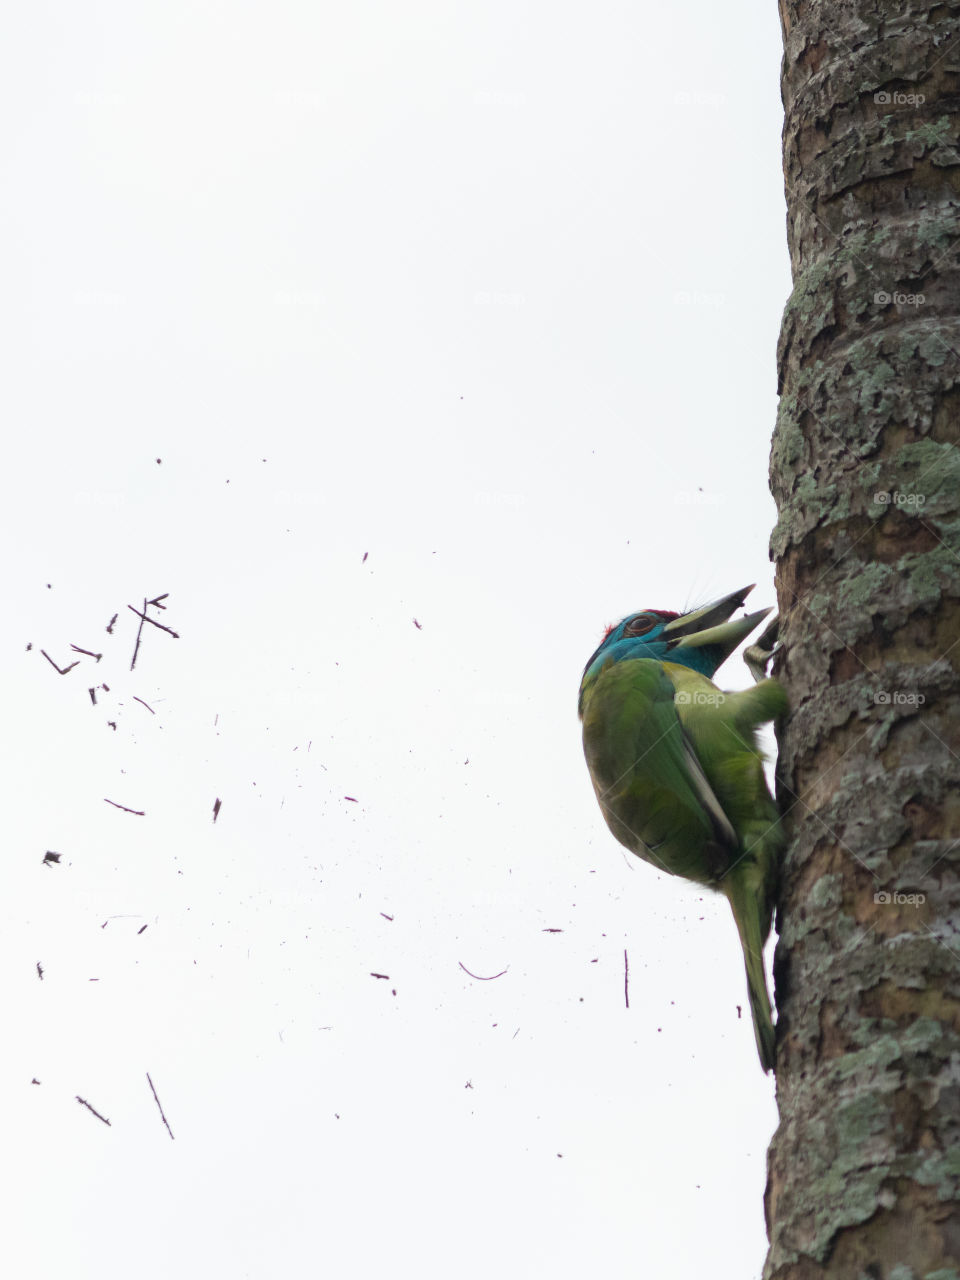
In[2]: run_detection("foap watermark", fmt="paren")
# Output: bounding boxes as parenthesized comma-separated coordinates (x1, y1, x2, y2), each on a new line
(75, 490, 125, 508)
(874, 690, 926, 707)
(673, 289, 725, 308)
(472, 689, 526, 708)
(275, 89, 324, 109)
(475, 491, 524, 509)
(874, 290, 925, 308)
(674, 489, 721, 506)
(273, 489, 323, 508)
(474, 88, 527, 107)
(274, 289, 323, 308)
(874, 890, 925, 906)
(74, 89, 123, 107)
(873, 490, 926, 508)
(874, 90, 925, 106)
(674, 90, 727, 107)
(674, 689, 726, 707)
(73, 290, 124, 308)
(474, 290, 525, 307)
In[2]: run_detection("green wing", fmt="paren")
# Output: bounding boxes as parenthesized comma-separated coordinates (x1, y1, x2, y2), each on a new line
(580, 658, 737, 885)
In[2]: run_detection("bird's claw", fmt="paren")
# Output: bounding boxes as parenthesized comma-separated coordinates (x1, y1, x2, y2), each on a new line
(744, 614, 780, 683)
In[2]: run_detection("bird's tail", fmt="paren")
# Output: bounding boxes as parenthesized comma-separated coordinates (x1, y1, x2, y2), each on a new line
(714, 675, 784, 1071)
(722, 865, 776, 1073)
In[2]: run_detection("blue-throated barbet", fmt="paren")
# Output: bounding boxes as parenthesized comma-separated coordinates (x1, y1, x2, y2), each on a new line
(578, 585, 787, 1072)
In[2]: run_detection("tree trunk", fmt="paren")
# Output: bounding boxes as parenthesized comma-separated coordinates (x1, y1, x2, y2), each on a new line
(765, 3, 960, 1277)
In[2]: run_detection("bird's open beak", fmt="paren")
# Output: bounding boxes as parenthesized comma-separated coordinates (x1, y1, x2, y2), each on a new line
(662, 585, 771, 664)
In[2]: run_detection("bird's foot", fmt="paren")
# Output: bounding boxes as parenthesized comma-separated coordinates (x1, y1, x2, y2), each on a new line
(744, 614, 780, 682)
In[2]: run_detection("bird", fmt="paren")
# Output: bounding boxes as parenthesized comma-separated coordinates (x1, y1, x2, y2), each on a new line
(578, 585, 787, 1072)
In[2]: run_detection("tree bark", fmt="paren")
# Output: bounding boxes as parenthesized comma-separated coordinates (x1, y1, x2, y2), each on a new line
(766, 3, 960, 1277)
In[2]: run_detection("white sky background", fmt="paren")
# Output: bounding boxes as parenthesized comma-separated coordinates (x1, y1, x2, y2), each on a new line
(3, 4, 792, 1277)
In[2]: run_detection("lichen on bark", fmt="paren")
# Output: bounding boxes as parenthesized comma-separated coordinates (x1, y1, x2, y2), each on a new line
(766, 2, 960, 1277)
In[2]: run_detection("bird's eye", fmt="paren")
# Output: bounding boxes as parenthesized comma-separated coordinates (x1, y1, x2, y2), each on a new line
(624, 614, 657, 636)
